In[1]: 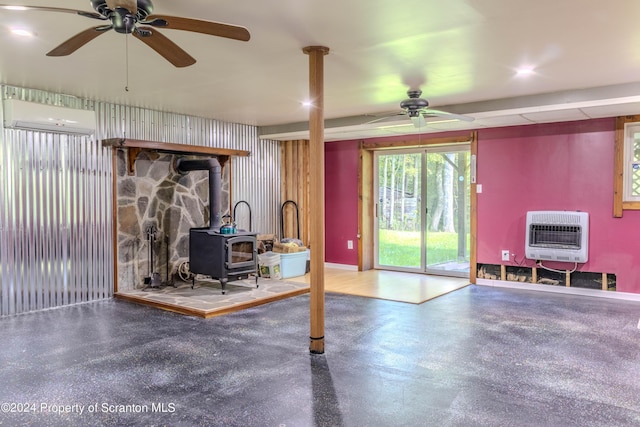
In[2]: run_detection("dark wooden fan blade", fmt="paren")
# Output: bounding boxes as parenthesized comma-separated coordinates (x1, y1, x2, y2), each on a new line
(145, 15, 250, 41)
(133, 27, 196, 68)
(47, 26, 112, 57)
(0, 4, 106, 20)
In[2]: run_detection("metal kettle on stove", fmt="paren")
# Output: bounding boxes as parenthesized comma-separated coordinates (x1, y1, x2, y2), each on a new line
(220, 215, 237, 234)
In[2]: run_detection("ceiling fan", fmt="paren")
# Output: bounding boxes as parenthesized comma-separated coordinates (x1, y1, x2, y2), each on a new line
(0, 0, 250, 67)
(368, 90, 474, 128)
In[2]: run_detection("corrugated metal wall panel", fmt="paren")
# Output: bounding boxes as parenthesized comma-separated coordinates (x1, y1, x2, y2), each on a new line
(231, 125, 282, 235)
(1, 85, 280, 316)
(93, 102, 281, 235)
(0, 128, 113, 316)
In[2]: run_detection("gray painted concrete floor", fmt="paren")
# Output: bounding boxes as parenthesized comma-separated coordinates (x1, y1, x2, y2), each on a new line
(1, 285, 639, 427)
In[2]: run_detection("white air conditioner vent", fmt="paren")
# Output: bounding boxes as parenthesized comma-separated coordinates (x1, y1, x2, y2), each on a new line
(525, 211, 589, 263)
(2, 99, 96, 135)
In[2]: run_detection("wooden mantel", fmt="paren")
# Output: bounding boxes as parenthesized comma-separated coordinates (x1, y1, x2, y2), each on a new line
(102, 138, 250, 175)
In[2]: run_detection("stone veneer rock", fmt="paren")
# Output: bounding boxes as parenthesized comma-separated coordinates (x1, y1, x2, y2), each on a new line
(115, 150, 230, 290)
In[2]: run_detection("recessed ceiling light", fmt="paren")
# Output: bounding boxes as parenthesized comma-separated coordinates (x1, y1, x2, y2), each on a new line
(11, 28, 35, 37)
(301, 100, 313, 107)
(516, 67, 535, 76)
(4, 6, 28, 10)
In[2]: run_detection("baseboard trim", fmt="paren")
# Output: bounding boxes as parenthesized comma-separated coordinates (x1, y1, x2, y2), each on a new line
(324, 263, 358, 271)
(476, 278, 640, 302)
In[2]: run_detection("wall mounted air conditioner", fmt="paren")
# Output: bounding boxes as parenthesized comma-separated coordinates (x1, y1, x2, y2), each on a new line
(525, 211, 589, 263)
(2, 98, 96, 135)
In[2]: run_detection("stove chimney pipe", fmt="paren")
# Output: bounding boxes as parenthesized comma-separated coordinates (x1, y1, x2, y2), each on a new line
(175, 157, 222, 230)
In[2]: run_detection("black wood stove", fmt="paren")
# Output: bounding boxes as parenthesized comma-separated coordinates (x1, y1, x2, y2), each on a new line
(188, 228, 257, 293)
(176, 157, 257, 294)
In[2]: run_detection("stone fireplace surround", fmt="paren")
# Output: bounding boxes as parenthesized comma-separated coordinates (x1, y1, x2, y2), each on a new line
(103, 139, 249, 292)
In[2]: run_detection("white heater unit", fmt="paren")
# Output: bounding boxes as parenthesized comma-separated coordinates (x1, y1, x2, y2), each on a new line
(2, 99, 96, 135)
(525, 211, 589, 263)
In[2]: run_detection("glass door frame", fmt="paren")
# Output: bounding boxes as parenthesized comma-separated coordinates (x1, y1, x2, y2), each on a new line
(424, 143, 470, 278)
(373, 148, 425, 273)
(373, 143, 471, 278)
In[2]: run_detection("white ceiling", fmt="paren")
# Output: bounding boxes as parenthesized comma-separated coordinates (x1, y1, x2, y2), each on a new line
(1, 0, 640, 141)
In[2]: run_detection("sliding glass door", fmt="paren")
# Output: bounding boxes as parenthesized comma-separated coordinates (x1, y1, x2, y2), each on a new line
(375, 151, 423, 269)
(424, 146, 470, 276)
(374, 144, 470, 277)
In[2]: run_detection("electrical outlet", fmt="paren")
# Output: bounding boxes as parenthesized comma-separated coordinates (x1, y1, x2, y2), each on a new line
(501, 250, 510, 261)
(347, 240, 353, 249)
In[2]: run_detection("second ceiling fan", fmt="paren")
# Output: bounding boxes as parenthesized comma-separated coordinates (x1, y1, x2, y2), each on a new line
(0, 0, 251, 67)
(369, 89, 474, 128)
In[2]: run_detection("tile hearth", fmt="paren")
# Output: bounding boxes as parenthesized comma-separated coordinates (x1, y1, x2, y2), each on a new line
(115, 276, 310, 318)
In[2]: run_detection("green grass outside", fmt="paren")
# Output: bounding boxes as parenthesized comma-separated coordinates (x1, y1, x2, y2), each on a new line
(378, 229, 469, 268)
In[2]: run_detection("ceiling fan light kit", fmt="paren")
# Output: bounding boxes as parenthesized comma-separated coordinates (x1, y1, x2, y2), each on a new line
(0, 0, 250, 67)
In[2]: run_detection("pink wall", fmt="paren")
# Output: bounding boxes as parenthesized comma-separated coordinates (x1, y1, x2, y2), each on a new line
(477, 119, 640, 293)
(324, 139, 359, 265)
(324, 119, 640, 293)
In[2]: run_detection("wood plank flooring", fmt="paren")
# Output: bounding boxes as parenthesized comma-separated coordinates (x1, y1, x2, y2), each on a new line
(287, 267, 470, 304)
(116, 268, 470, 318)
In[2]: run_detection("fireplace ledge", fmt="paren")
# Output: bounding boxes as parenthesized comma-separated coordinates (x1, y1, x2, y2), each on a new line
(102, 138, 250, 175)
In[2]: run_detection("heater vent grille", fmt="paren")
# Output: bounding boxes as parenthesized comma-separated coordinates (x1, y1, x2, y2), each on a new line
(529, 224, 582, 249)
(525, 211, 589, 263)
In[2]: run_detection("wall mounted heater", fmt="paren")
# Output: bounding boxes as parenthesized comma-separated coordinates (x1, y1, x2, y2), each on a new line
(525, 211, 589, 263)
(2, 99, 96, 135)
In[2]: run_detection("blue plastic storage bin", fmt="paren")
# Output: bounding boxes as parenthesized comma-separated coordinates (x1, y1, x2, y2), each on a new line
(280, 249, 309, 278)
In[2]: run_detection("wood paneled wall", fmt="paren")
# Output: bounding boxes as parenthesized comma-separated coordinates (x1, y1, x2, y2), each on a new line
(280, 140, 310, 246)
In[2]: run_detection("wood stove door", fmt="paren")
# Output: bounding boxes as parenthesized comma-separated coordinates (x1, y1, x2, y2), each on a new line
(225, 236, 256, 270)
